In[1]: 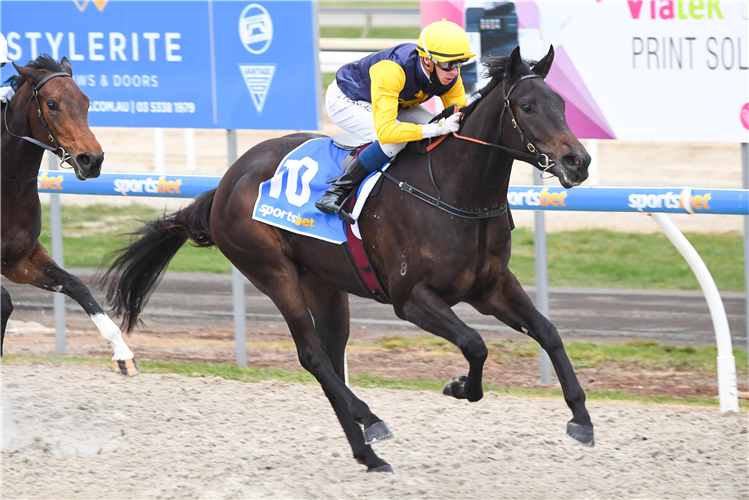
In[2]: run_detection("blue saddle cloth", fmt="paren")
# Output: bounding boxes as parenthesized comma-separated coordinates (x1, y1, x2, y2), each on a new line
(252, 137, 354, 244)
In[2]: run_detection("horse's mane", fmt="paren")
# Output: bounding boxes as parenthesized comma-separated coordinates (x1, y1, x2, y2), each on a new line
(4, 53, 64, 91)
(461, 54, 536, 121)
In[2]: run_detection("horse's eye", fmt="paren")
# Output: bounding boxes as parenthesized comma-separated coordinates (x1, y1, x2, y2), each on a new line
(46, 100, 58, 111)
(521, 104, 532, 113)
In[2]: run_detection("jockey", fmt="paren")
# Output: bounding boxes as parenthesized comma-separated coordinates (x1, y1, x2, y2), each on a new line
(315, 19, 476, 220)
(0, 33, 15, 101)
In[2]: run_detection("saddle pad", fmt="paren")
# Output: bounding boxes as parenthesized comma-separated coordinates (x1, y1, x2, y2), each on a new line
(253, 137, 389, 244)
(253, 138, 351, 243)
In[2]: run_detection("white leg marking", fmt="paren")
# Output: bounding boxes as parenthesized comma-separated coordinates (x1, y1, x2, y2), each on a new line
(91, 313, 134, 360)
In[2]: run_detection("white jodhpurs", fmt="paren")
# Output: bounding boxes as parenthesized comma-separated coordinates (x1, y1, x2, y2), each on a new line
(325, 80, 436, 158)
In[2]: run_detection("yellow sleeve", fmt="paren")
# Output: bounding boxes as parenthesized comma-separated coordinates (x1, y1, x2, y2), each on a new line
(369, 60, 424, 144)
(441, 73, 467, 110)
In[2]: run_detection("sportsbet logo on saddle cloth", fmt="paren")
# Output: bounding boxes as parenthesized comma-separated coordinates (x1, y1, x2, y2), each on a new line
(253, 137, 368, 243)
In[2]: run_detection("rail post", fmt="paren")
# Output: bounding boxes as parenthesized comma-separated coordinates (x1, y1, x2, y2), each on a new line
(650, 212, 739, 412)
(227, 130, 248, 367)
(533, 169, 553, 384)
(48, 152, 66, 355)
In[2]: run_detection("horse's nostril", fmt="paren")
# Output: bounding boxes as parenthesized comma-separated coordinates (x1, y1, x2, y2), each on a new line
(562, 154, 579, 168)
(76, 153, 93, 170)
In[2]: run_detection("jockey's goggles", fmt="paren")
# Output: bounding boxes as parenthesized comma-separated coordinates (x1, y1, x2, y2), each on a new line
(433, 58, 469, 71)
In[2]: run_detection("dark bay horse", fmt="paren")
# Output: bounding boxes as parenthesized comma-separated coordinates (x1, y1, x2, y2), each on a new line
(103, 46, 593, 471)
(1, 54, 138, 376)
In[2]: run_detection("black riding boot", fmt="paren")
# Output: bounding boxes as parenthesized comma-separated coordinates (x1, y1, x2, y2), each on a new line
(315, 157, 371, 222)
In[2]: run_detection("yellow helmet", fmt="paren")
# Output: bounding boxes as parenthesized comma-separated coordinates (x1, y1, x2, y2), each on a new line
(416, 19, 476, 63)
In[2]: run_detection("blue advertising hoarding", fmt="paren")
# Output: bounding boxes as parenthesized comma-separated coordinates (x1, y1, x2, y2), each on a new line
(0, 0, 320, 130)
(35, 170, 749, 216)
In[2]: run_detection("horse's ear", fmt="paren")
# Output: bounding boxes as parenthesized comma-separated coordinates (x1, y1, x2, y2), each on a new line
(532, 45, 555, 79)
(61, 57, 73, 76)
(13, 62, 39, 86)
(504, 46, 523, 80)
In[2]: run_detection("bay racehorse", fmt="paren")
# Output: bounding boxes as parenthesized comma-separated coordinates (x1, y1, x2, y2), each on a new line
(102, 46, 593, 471)
(1, 54, 138, 376)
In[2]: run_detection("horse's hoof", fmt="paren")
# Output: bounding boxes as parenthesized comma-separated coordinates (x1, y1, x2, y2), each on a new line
(566, 421, 595, 447)
(113, 358, 140, 377)
(364, 421, 394, 445)
(368, 464, 394, 474)
(442, 372, 468, 398)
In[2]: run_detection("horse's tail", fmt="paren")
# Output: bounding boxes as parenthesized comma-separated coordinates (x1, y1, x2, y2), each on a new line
(99, 188, 217, 333)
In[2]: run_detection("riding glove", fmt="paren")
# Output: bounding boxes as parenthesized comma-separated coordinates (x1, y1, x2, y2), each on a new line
(421, 112, 462, 139)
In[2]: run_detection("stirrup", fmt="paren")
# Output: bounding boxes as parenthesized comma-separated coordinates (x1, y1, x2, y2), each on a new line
(336, 208, 355, 225)
(335, 190, 356, 224)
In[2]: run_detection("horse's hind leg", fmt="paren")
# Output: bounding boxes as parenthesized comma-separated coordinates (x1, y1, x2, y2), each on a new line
(300, 274, 350, 381)
(233, 254, 392, 471)
(398, 283, 488, 402)
(1, 286, 13, 357)
(300, 275, 394, 454)
(4, 242, 138, 376)
(469, 271, 594, 447)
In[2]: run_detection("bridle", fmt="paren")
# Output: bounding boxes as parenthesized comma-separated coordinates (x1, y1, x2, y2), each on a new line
(426, 73, 555, 173)
(498, 73, 555, 172)
(374, 73, 557, 220)
(2, 71, 74, 178)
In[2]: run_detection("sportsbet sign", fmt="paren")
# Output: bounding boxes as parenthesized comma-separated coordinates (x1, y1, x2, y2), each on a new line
(0, 0, 320, 130)
(36, 170, 749, 215)
(423, 1, 748, 142)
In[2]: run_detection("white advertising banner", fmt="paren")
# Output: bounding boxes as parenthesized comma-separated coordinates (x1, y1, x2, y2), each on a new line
(421, 1, 749, 143)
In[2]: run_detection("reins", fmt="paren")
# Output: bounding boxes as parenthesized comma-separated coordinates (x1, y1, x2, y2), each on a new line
(377, 168, 508, 219)
(2, 71, 74, 173)
(379, 72, 554, 219)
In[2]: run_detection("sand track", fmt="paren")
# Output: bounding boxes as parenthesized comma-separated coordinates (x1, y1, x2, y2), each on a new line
(2, 363, 746, 499)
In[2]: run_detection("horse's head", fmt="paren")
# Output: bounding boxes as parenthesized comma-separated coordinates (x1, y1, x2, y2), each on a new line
(13, 56, 103, 180)
(500, 46, 590, 188)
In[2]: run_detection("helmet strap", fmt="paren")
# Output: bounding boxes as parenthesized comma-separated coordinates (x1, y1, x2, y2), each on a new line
(427, 64, 446, 92)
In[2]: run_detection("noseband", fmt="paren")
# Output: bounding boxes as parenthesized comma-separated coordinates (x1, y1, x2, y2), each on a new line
(3, 71, 74, 169)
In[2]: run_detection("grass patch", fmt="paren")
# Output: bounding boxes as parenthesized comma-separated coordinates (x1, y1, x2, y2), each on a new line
(320, 1, 419, 11)
(322, 72, 336, 88)
(488, 338, 748, 375)
(5, 354, 742, 409)
(40, 203, 232, 273)
(564, 340, 748, 373)
(41, 203, 744, 291)
(320, 27, 420, 39)
(350, 336, 748, 375)
(509, 228, 744, 291)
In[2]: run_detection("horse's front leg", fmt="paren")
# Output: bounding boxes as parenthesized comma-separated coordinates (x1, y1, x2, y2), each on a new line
(3, 242, 138, 376)
(469, 270, 594, 447)
(398, 283, 488, 402)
